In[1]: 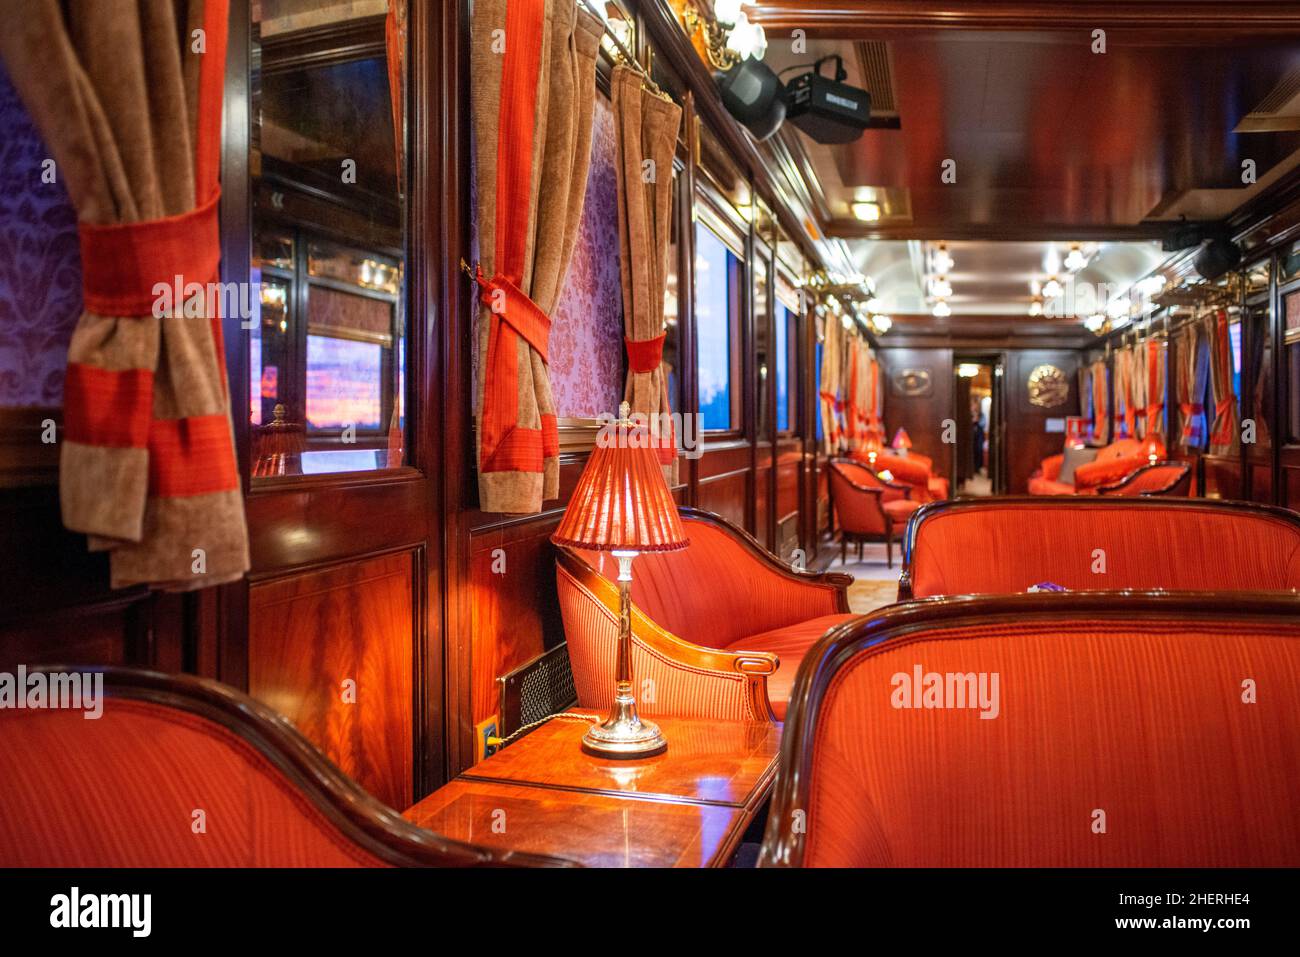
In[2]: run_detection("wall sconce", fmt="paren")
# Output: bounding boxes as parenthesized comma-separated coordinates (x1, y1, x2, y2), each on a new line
(682, 0, 766, 70)
(852, 201, 881, 222)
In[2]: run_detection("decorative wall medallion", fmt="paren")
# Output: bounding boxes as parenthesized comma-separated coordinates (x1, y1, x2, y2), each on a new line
(1027, 364, 1069, 408)
(892, 368, 932, 397)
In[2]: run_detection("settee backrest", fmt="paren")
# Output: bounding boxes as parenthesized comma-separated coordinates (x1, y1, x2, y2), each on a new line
(903, 498, 1300, 598)
(761, 594, 1300, 867)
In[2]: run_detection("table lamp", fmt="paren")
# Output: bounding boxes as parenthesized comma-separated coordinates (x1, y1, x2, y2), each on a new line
(862, 433, 883, 467)
(1143, 437, 1162, 465)
(551, 402, 689, 758)
(891, 427, 912, 453)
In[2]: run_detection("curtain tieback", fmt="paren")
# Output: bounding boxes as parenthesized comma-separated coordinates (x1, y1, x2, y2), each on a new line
(474, 266, 551, 363)
(625, 333, 666, 373)
(78, 192, 221, 317)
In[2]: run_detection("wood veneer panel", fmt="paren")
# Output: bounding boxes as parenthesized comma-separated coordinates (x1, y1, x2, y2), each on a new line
(248, 550, 415, 809)
(697, 469, 749, 529)
(1006, 350, 1080, 493)
(403, 779, 745, 867)
(468, 520, 566, 727)
(460, 711, 781, 812)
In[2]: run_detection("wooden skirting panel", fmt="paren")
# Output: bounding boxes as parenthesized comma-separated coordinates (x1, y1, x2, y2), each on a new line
(467, 519, 566, 733)
(248, 550, 417, 809)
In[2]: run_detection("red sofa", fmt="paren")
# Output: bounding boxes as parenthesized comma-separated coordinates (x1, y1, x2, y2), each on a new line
(555, 508, 854, 721)
(0, 667, 570, 867)
(1097, 460, 1191, 496)
(899, 497, 1300, 599)
(760, 593, 1300, 867)
(1029, 438, 1163, 495)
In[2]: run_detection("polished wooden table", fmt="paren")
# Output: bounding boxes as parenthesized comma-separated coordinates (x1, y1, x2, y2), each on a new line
(404, 711, 781, 867)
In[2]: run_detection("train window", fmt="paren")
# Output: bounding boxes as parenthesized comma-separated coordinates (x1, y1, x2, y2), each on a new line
(775, 301, 793, 433)
(695, 222, 739, 432)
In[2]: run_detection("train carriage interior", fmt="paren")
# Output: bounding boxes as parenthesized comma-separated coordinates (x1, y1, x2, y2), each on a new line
(1, 0, 1298, 937)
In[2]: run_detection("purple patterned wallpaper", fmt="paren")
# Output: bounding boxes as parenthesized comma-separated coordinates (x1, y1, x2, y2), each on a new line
(549, 95, 624, 418)
(471, 93, 625, 420)
(0, 63, 82, 408)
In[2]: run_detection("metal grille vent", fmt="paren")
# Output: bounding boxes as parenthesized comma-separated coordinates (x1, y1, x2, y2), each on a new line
(497, 642, 577, 738)
(856, 41, 895, 113)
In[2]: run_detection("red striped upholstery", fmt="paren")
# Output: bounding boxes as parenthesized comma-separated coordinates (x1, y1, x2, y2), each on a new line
(789, 612, 1300, 867)
(0, 701, 385, 867)
(557, 565, 797, 720)
(909, 501, 1300, 598)
(1099, 464, 1189, 496)
(574, 519, 845, 651)
(558, 513, 852, 721)
(828, 461, 894, 536)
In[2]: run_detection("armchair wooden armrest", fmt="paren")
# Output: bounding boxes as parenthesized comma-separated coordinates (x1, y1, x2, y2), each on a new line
(556, 550, 782, 722)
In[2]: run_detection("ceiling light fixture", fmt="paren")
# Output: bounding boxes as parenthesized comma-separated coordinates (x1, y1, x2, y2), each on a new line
(852, 201, 881, 222)
(957, 363, 981, 378)
(932, 244, 954, 274)
(930, 276, 952, 299)
(1084, 314, 1107, 334)
(1064, 243, 1089, 272)
(1028, 299, 1043, 317)
(933, 300, 951, 318)
(871, 314, 892, 334)
(1042, 276, 1063, 299)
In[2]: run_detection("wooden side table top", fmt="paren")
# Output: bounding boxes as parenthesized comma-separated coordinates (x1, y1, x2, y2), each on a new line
(403, 711, 782, 867)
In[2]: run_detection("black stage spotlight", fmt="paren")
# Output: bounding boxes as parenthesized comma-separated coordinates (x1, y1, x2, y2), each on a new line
(716, 57, 786, 142)
(1193, 235, 1242, 282)
(784, 55, 872, 144)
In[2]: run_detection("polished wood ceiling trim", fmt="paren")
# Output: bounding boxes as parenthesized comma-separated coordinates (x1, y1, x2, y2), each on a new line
(826, 220, 1176, 242)
(749, 2, 1300, 38)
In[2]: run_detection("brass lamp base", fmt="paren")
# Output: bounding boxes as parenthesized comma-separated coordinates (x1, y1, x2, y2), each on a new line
(581, 697, 667, 758)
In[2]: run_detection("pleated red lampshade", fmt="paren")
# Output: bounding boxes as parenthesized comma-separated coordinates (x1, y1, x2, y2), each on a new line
(552, 425, 688, 553)
(891, 427, 912, 451)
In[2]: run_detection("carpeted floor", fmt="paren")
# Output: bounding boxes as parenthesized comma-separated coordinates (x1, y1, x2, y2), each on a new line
(825, 541, 904, 614)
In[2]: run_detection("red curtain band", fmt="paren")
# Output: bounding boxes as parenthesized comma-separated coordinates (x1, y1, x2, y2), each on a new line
(481, 414, 559, 474)
(476, 268, 551, 363)
(78, 192, 222, 317)
(147, 414, 239, 498)
(63, 363, 154, 448)
(625, 333, 666, 373)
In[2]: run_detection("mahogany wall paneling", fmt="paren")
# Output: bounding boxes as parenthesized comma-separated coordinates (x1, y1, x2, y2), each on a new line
(248, 549, 417, 810)
(878, 347, 955, 471)
(696, 441, 752, 530)
(1005, 350, 1080, 493)
(753, 235, 775, 550)
(1202, 456, 1245, 500)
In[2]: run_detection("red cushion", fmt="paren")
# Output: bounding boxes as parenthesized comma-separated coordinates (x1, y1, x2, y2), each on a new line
(0, 701, 386, 867)
(883, 499, 921, 520)
(726, 614, 857, 719)
(1028, 477, 1079, 496)
(926, 477, 949, 500)
(1074, 454, 1146, 489)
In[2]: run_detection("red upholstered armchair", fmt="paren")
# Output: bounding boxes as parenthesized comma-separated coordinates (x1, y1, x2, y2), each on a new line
(1029, 438, 1163, 495)
(0, 667, 572, 868)
(555, 508, 854, 721)
(899, 497, 1300, 599)
(827, 457, 919, 567)
(761, 593, 1300, 867)
(864, 450, 950, 502)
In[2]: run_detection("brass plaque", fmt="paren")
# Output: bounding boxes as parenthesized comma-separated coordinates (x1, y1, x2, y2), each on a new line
(1027, 364, 1069, 408)
(892, 368, 932, 397)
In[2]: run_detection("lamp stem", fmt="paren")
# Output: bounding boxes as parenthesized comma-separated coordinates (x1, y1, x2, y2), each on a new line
(580, 550, 668, 758)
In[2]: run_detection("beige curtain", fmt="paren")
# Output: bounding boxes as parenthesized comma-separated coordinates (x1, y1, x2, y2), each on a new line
(818, 312, 841, 454)
(1145, 337, 1166, 441)
(1178, 322, 1211, 449)
(612, 65, 682, 485)
(0, 0, 248, 590)
(1091, 359, 1108, 443)
(1130, 339, 1148, 439)
(1208, 309, 1239, 456)
(471, 0, 602, 513)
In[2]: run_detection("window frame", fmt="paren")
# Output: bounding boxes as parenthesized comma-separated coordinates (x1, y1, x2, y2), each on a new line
(693, 190, 746, 439)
